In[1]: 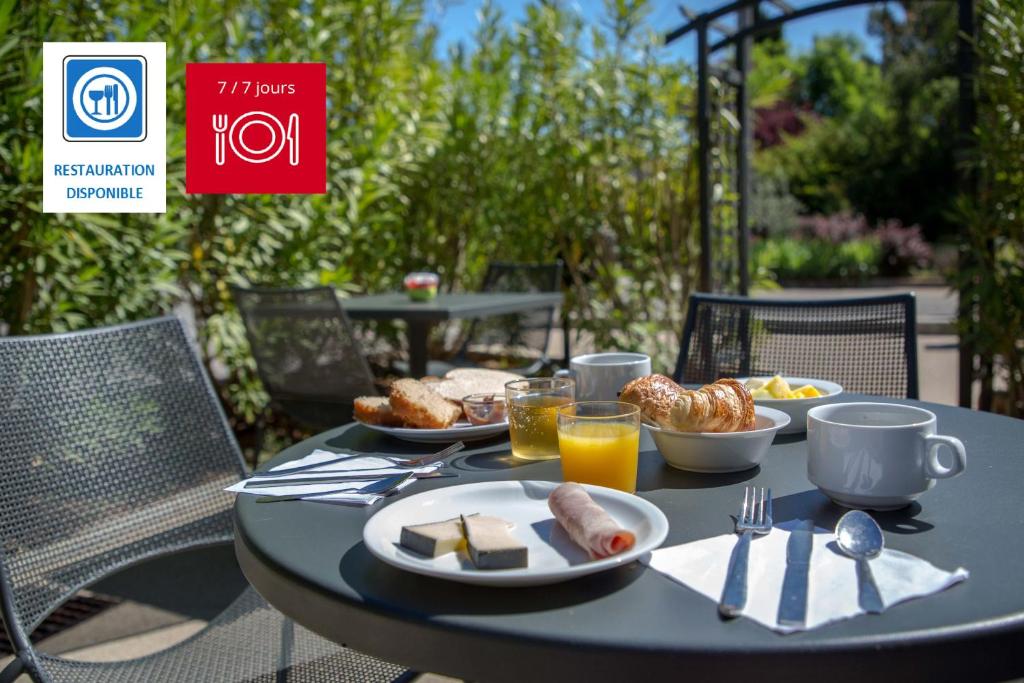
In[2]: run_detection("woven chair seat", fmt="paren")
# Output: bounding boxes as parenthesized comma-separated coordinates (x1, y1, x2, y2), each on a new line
(0, 317, 410, 683)
(29, 587, 407, 683)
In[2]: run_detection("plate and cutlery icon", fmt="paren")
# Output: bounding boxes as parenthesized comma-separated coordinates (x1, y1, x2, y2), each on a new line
(84, 80, 123, 119)
(211, 111, 299, 166)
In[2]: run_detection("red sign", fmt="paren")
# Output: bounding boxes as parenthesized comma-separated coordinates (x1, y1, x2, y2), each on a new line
(185, 63, 326, 194)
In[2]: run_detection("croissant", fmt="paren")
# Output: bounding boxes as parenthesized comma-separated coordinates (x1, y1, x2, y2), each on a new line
(620, 375, 756, 433)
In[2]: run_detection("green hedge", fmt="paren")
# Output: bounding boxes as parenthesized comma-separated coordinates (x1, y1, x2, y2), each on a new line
(1, 0, 718, 433)
(753, 237, 881, 281)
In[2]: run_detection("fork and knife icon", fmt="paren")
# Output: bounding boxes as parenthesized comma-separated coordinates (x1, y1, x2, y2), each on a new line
(88, 83, 119, 117)
(212, 112, 299, 166)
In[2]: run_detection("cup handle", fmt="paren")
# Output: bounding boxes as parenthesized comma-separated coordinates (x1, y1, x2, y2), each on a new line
(553, 368, 574, 380)
(923, 434, 967, 479)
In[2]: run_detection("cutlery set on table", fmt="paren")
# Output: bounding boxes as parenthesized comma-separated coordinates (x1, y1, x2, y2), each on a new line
(643, 485, 968, 633)
(225, 441, 463, 505)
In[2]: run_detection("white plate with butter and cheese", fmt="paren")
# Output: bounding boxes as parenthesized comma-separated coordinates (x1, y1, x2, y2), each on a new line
(362, 480, 669, 587)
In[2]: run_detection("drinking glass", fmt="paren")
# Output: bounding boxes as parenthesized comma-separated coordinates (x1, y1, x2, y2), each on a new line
(557, 401, 641, 493)
(88, 89, 104, 115)
(505, 377, 575, 461)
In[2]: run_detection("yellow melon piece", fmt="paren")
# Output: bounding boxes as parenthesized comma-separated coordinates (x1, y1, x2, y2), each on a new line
(764, 375, 792, 399)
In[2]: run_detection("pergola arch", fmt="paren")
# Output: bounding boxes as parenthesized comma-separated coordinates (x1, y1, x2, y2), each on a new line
(665, 0, 976, 406)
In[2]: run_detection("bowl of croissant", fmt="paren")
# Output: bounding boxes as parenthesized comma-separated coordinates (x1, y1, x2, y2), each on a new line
(619, 375, 790, 473)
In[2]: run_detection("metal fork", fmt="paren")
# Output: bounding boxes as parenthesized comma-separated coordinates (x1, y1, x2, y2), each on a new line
(212, 114, 228, 165)
(103, 84, 113, 116)
(251, 441, 466, 479)
(719, 486, 773, 617)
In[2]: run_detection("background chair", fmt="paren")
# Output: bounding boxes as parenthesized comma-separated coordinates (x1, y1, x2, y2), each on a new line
(674, 293, 919, 398)
(0, 317, 408, 683)
(232, 285, 379, 433)
(452, 260, 566, 375)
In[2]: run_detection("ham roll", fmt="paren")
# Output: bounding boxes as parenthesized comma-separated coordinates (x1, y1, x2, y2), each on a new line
(548, 482, 636, 559)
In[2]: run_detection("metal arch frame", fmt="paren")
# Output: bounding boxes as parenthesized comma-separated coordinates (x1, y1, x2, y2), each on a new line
(665, 0, 977, 407)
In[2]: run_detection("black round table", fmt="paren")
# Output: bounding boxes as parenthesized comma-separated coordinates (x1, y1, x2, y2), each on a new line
(234, 397, 1024, 682)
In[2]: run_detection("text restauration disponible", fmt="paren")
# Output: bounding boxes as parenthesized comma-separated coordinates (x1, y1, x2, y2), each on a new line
(55, 163, 155, 200)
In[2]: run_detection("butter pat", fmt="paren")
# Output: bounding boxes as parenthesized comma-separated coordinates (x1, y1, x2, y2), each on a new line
(461, 514, 528, 569)
(400, 516, 467, 558)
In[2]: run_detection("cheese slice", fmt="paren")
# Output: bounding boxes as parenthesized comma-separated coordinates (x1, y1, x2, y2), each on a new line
(461, 514, 528, 569)
(400, 516, 468, 558)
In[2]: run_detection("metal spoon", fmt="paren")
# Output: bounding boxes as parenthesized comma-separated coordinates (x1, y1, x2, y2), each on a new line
(835, 509, 885, 614)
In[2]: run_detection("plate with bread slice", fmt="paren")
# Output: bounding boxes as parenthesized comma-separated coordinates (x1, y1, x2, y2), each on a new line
(619, 374, 790, 472)
(354, 369, 523, 443)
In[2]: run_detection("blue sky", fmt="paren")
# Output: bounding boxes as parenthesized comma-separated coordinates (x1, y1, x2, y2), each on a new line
(429, 0, 891, 63)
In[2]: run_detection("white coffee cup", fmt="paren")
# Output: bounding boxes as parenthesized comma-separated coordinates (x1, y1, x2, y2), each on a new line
(554, 353, 652, 402)
(807, 402, 967, 510)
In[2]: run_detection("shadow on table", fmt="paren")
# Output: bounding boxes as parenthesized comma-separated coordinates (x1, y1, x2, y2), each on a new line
(768, 490, 933, 535)
(772, 432, 808, 446)
(338, 542, 644, 615)
(324, 426, 513, 464)
(324, 427, 428, 457)
(636, 450, 759, 491)
(450, 449, 534, 471)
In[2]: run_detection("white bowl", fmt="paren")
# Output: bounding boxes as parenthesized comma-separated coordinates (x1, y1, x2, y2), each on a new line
(645, 405, 791, 473)
(737, 377, 844, 435)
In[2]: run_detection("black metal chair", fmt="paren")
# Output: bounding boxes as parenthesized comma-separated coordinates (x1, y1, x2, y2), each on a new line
(674, 293, 919, 398)
(453, 260, 566, 375)
(231, 285, 379, 432)
(0, 317, 409, 683)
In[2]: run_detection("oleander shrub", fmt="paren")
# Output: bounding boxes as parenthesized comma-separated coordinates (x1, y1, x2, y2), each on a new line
(950, 0, 1024, 416)
(0, 0, 705, 448)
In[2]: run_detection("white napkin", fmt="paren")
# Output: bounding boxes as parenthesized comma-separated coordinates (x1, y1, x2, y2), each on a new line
(642, 520, 968, 633)
(224, 449, 440, 505)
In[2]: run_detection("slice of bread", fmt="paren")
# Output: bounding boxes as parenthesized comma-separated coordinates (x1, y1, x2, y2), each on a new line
(431, 368, 524, 403)
(389, 379, 463, 429)
(354, 396, 405, 426)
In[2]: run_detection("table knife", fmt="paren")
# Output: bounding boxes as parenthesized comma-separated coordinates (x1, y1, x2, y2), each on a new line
(243, 470, 455, 489)
(255, 472, 413, 503)
(286, 113, 299, 165)
(777, 519, 814, 628)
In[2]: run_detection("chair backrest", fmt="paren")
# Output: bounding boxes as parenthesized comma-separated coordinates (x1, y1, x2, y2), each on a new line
(458, 261, 563, 362)
(674, 293, 919, 398)
(0, 317, 245, 648)
(231, 285, 378, 427)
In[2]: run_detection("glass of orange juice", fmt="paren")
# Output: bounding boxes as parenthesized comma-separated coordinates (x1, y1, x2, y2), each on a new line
(506, 377, 575, 460)
(556, 401, 641, 493)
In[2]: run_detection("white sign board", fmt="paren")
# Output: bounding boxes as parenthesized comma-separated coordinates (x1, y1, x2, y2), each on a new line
(43, 42, 166, 213)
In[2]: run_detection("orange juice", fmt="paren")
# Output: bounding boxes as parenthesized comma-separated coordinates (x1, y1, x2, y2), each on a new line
(558, 422, 640, 493)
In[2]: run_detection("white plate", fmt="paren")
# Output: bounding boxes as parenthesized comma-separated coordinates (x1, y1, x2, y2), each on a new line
(645, 405, 790, 473)
(357, 419, 508, 443)
(362, 481, 669, 587)
(737, 377, 844, 434)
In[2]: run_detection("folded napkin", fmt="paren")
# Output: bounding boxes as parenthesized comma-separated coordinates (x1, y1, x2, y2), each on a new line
(224, 449, 440, 505)
(643, 520, 968, 633)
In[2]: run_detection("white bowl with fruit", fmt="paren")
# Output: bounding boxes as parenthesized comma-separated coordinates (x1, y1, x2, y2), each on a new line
(739, 376, 843, 435)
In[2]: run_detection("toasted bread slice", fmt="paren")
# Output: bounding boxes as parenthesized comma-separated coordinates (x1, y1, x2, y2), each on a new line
(389, 379, 463, 429)
(353, 396, 404, 426)
(431, 368, 524, 403)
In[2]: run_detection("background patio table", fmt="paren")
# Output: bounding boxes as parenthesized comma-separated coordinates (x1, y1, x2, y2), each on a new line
(233, 397, 1024, 682)
(342, 292, 565, 377)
